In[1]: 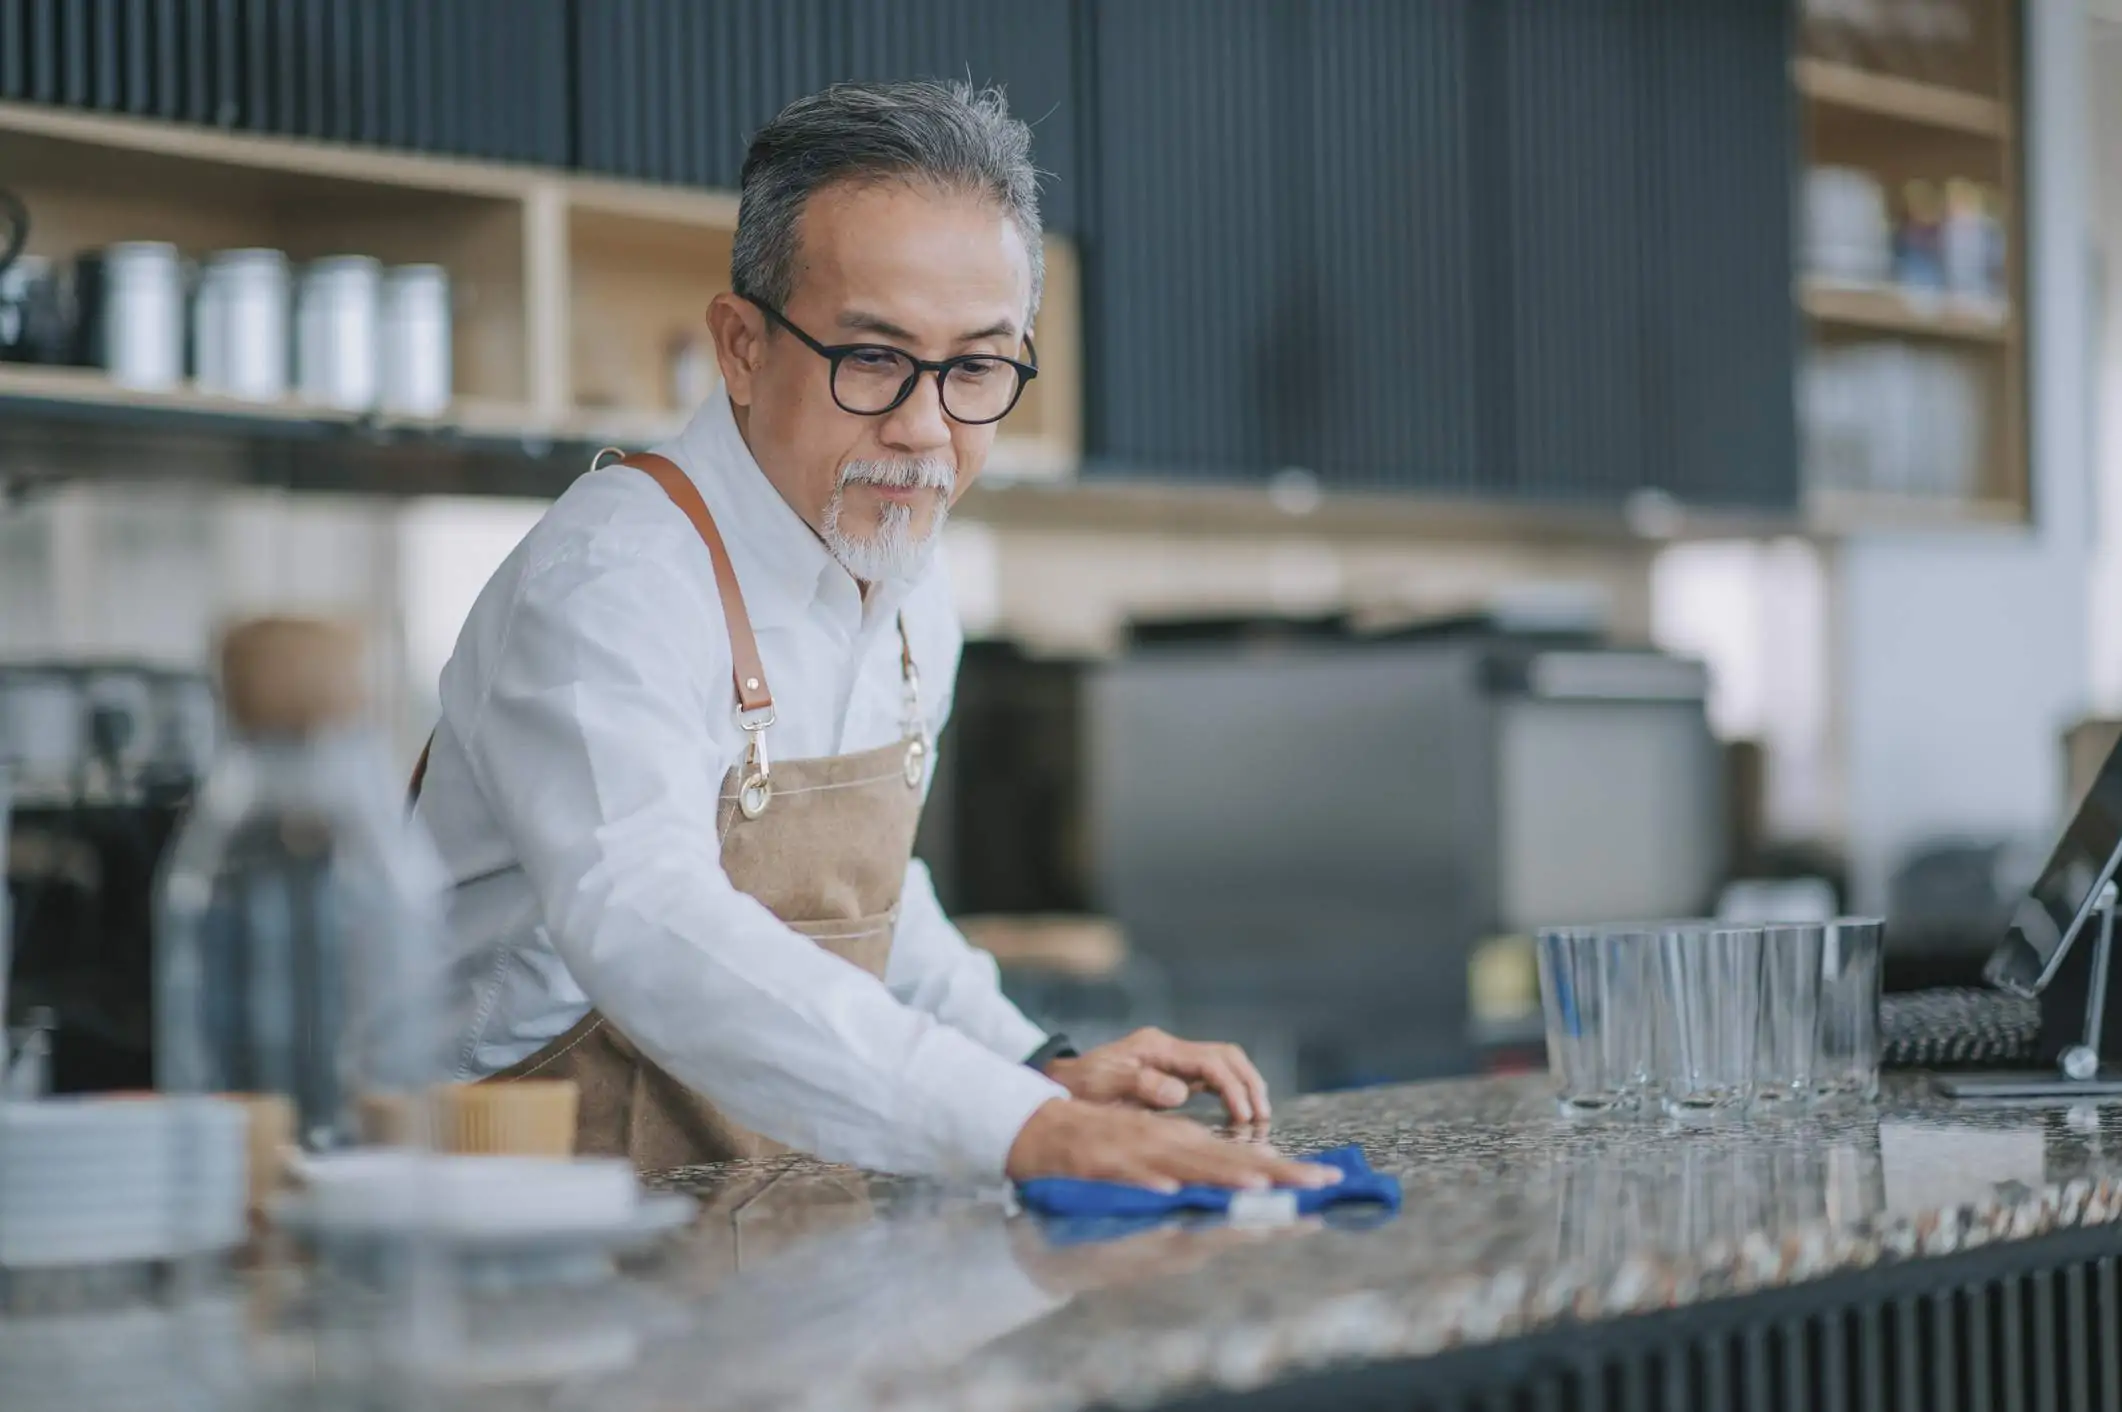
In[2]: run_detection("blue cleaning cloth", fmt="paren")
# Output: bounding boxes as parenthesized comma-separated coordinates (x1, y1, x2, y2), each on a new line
(1016, 1143, 1400, 1219)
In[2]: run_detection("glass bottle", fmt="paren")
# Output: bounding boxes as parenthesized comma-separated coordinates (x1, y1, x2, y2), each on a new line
(154, 617, 456, 1409)
(155, 617, 446, 1148)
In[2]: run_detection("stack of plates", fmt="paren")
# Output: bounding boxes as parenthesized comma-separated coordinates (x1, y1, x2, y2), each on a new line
(0, 1097, 248, 1270)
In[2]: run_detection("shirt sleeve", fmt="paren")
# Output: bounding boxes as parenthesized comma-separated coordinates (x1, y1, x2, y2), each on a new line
(458, 530, 1063, 1179)
(887, 858, 1049, 1062)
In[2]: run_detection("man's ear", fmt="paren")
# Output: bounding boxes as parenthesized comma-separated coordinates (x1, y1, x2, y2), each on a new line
(707, 292, 767, 406)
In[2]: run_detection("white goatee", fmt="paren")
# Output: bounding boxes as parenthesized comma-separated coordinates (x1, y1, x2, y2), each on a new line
(821, 456, 956, 583)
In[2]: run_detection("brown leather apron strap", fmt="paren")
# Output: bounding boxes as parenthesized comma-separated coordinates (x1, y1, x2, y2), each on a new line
(406, 451, 923, 813)
(621, 452, 775, 716)
(407, 736, 433, 808)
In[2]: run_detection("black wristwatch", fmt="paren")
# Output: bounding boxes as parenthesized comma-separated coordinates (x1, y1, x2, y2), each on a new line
(1024, 1034, 1079, 1073)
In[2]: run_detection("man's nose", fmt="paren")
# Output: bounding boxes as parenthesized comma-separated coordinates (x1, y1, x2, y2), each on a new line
(878, 369, 954, 453)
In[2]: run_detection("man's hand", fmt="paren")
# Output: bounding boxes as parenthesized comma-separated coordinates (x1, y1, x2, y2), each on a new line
(1004, 1099, 1336, 1194)
(1042, 1027, 1272, 1122)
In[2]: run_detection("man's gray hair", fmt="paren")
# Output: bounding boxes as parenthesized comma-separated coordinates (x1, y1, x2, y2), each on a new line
(731, 78, 1045, 324)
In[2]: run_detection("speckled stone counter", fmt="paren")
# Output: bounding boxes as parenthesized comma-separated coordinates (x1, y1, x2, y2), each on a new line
(492, 1073, 2122, 1412)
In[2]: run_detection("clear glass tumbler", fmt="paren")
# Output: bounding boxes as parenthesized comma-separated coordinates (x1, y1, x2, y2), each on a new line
(1755, 923, 1826, 1105)
(1655, 922, 1763, 1115)
(1599, 926, 1660, 1102)
(1816, 916, 1884, 1103)
(1536, 927, 1649, 1114)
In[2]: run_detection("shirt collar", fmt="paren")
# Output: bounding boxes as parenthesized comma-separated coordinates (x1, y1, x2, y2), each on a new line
(664, 393, 841, 633)
(662, 394, 930, 637)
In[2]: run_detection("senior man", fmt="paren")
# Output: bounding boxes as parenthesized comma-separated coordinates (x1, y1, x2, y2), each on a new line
(413, 79, 1331, 1192)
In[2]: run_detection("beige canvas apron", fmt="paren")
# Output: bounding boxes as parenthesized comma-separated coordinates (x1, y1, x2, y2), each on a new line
(410, 451, 932, 1170)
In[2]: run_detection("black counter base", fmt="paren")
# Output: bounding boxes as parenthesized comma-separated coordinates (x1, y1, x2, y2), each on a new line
(1151, 1219, 2122, 1412)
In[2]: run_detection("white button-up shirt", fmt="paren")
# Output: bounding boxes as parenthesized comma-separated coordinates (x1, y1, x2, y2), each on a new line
(416, 394, 1065, 1178)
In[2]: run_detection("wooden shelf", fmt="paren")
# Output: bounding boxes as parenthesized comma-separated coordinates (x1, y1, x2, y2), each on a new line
(0, 98, 538, 197)
(0, 363, 352, 425)
(1804, 487, 2028, 535)
(1802, 282, 2013, 342)
(956, 475, 1799, 545)
(1794, 59, 2010, 137)
(0, 363, 556, 440)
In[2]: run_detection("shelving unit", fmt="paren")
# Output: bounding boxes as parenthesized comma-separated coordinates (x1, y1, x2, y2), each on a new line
(1794, 2, 2027, 532)
(0, 99, 1083, 490)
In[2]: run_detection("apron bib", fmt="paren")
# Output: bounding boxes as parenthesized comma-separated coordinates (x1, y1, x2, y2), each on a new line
(412, 450, 931, 1170)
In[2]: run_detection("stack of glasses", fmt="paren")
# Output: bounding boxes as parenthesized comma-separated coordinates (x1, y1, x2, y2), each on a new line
(1534, 919, 1884, 1118)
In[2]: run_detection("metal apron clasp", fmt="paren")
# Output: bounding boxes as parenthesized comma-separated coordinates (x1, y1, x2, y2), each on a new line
(738, 707, 776, 819)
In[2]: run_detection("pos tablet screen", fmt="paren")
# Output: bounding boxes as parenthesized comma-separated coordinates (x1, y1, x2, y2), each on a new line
(1988, 740, 2122, 997)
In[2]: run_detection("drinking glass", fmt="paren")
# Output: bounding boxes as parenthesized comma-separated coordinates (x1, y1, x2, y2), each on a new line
(1816, 916, 1884, 1103)
(1756, 923, 1826, 1105)
(1655, 922, 1763, 1115)
(1599, 926, 1660, 1101)
(1536, 927, 1649, 1114)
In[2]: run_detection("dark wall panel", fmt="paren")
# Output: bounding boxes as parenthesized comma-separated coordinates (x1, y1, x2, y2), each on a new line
(1646, 0, 1800, 509)
(1305, 0, 1480, 494)
(569, 0, 1081, 235)
(1493, 0, 1655, 503)
(1081, 0, 1796, 510)
(3, 0, 569, 164)
(1083, 0, 1289, 478)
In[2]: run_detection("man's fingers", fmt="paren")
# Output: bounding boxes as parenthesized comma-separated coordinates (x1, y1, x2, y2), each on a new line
(1148, 1044, 1256, 1123)
(1133, 1068, 1190, 1108)
(1222, 1044, 1272, 1121)
(1133, 1120, 1341, 1193)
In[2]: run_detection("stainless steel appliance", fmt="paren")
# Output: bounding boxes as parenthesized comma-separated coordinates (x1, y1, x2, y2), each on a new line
(1088, 627, 1725, 1088)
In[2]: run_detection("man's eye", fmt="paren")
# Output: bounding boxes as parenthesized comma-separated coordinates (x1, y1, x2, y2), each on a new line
(951, 358, 1002, 381)
(846, 350, 904, 372)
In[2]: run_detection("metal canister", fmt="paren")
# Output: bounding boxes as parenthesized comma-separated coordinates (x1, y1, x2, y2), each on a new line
(76, 241, 185, 391)
(295, 254, 382, 411)
(378, 263, 452, 417)
(0, 254, 71, 365)
(195, 248, 290, 401)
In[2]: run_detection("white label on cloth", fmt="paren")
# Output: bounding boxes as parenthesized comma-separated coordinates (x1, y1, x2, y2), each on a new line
(1227, 1190, 1300, 1227)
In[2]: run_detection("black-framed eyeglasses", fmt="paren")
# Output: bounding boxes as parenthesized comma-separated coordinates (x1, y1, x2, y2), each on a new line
(743, 294, 1038, 426)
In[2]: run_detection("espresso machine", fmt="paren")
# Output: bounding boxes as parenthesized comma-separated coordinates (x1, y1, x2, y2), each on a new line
(1, 661, 216, 1093)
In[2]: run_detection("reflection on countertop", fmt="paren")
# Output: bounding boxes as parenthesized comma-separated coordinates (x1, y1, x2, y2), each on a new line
(570, 1075, 2122, 1412)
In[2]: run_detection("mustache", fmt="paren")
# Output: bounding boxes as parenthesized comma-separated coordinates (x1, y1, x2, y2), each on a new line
(838, 457, 956, 494)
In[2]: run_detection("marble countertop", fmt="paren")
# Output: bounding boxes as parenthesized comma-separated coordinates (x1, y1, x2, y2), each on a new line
(23, 1074, 2118, 1412)
(483, 1073, 2122, 1412)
